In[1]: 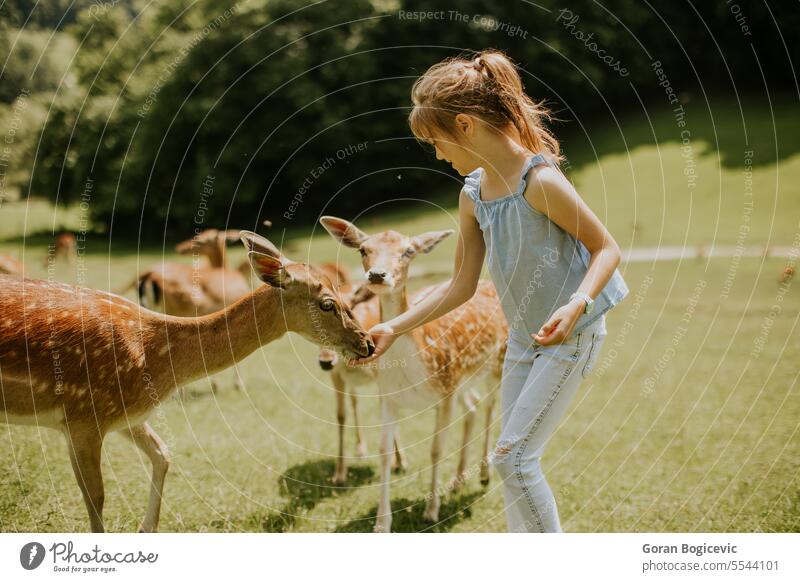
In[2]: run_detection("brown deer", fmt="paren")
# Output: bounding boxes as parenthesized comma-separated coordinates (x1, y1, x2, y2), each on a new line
(134, 229, 249, 316)
(0, 252, 24, 276)
(0, 232, 373, 532)
(44, 232, 77, 267)
(321, 217, 507, 532)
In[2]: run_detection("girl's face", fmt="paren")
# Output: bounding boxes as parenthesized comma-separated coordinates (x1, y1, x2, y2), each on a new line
(428, 136, 477, 176)
(425, 126, 480, 176)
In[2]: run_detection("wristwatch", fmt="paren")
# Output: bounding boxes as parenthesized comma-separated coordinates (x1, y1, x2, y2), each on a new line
(569, 291, 594, 315)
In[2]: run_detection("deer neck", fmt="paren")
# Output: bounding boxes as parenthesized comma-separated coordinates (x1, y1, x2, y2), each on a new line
(377, 283, 421, 349)
(377, 284, 409, 321)
(156, 284, 286, 384)
(205, 239, 226, 269)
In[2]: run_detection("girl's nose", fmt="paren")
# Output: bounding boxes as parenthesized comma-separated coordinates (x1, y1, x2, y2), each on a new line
(435, 147, 444, 160)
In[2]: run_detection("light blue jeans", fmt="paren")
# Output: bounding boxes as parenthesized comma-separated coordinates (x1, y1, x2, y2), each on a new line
(491, 315, 607, 532)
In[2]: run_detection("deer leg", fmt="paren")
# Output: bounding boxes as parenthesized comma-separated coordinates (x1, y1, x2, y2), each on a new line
(449, 389, 478, 493)
(375, 397, 397, 533)
(481, 377, 500, 487)
(64, 425, 105, 533)
(349, 389, 367, 458)
(332, 372, 348, 485)
(391, 428, 407, 473)
(423, 396, 453, 523)
(121, 422, 171, 533)
(233, 364, 244, 391)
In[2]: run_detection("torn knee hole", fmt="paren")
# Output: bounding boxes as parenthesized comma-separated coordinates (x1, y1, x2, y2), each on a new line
(491, 443, 513, 463)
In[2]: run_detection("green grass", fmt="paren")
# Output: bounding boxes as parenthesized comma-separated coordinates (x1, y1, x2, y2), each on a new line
(1, 94, 799, 532)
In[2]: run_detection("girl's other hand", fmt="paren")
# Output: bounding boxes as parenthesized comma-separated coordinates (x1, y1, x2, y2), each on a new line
(347, 322, 397, 366)
(531, 301, 583, 346)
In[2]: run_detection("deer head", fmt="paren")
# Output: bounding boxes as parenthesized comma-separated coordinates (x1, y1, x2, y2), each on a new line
(319, 216, 453, 295)
(240, 231, 374, 359)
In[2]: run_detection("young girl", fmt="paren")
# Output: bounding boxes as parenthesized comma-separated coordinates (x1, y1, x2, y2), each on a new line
(350, 49, 629, 532)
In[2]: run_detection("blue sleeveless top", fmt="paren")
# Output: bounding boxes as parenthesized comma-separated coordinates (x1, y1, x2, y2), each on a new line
(463, 153, 629, 344)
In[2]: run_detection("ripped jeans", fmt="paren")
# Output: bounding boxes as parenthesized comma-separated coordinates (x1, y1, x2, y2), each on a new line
(491, 315, 607, 532)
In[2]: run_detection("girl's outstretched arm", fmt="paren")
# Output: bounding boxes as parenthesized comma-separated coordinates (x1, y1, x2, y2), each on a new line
(526, 165, 623, 345)
(348, 190, 486, 365)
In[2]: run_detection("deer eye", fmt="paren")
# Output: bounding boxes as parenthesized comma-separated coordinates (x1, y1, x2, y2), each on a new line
(320, 298, 335, 312)
(403, 246, 416, 257)
(358, 247, 367, 257)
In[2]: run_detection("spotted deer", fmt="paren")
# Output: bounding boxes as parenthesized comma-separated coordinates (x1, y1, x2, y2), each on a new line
(314, 267, 407, 484)
(321, 217, 507, 532)
(0, 232, 373, 532)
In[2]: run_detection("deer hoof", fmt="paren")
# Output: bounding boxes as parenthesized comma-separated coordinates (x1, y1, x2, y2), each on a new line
(373, 520, 391, 533)
(332, 472, 347, 485)
(422, 500, 440, 523)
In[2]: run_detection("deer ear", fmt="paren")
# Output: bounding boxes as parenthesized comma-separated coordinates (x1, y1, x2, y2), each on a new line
(247, 251, 291, 288)
(239, 231, 292, 262)
(319, 216, 368, 248)
(413, 230, 454, 254)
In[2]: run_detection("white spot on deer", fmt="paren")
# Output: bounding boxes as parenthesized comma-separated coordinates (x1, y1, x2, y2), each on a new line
(158, 345, 169, 356)
(76, 388, 87, 397)
(93, 349, 104, 358)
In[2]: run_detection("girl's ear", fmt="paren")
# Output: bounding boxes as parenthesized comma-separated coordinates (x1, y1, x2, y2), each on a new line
(320, 216, 368, 248)
(413, 230, 454, 254)
(454, 113, 473, 138)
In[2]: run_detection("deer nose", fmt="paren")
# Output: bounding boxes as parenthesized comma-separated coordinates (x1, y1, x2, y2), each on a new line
(367, 270, 387, 284)
(319, 360, 334, 371)
(366, 341, 375, 356)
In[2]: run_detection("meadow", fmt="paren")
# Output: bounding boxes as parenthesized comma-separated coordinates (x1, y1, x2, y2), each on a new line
(0, 97, 798, 532)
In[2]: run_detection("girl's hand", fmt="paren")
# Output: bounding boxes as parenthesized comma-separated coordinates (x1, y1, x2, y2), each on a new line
(347, 322, 397, 366)
(532, 299, 584, 346)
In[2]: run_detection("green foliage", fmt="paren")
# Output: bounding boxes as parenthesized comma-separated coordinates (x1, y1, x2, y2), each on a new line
(14, 0, 800, 239)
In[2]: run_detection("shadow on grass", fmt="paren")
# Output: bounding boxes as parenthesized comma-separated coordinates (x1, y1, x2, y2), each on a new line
(334, 490, 485, 533)
(240, 459, 375, 533)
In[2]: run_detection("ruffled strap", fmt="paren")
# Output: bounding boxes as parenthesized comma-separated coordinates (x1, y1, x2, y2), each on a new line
(462, 168, 483, 202)
(514, 153, 552, 195)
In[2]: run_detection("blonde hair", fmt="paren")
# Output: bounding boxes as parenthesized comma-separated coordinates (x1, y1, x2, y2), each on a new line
(409, 49, 563, 165)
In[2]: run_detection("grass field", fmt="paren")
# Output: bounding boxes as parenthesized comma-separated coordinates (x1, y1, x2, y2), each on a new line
(1, 96, 798, 532)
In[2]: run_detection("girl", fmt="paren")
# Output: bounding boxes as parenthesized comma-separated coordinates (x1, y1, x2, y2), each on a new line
(350, 49, 629, 532)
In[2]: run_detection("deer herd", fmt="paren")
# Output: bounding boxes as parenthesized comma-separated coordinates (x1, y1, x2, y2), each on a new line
(2, 222, 795, 533)
(0, 219, 509, 533)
